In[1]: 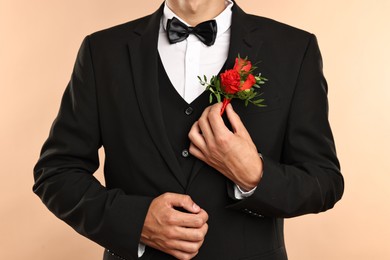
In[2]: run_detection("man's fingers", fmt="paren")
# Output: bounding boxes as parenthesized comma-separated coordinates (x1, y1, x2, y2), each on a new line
(141, 193, 208, 259)
(189, 142, 206, 161)
(170, 238, 205, 253)
(171, 222, 208, 242)
(167, 249, 198, 260)
(188, 122, 207, 152)
(161, 193, 208, 228)
(149, 237, 204, 260)
(166, 209, 208, 228)
(141, 194, 208, 258)
(208, 102, 229, 136)
(197, 107, 215, 143)
(225, 103, 245, 133)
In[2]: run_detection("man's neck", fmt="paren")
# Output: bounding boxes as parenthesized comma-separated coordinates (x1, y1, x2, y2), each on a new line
(166, 0, 227, 26)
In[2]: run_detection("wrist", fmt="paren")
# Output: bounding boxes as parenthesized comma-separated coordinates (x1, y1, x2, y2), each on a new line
(240, 152, 263, 191)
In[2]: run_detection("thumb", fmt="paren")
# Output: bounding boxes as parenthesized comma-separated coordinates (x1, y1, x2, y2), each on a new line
(168, 193, 201, 214)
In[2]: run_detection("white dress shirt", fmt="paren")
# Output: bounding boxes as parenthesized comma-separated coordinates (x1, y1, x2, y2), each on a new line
(158, 1, 233, 104)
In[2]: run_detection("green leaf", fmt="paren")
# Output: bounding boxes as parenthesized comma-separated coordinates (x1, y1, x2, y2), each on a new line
(252, 99, 265, 104)
(216, 93, 221, 103)
(215, 80, 221, 91)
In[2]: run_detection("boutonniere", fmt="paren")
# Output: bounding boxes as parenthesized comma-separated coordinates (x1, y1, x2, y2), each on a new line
(198, 56, 267, 115)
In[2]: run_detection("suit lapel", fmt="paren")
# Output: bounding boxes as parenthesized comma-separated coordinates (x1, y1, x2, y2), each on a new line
(226, 4, 264, 69)
(127, 4, 187, 189)
(188, 3, 264, 188)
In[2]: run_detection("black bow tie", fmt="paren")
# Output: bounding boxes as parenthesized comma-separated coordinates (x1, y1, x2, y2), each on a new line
(166, 17, 217, 46)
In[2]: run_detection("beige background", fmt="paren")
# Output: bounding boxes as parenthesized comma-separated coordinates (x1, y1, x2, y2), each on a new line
(1, 0, 389, 259)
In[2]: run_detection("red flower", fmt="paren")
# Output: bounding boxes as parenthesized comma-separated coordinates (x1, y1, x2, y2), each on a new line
(241, 74, 256, 90)
(233, 57, 252, 73)
(221, 67, 256, 94)
(220, 69, 241, 94)
(198, 55, 267, 115)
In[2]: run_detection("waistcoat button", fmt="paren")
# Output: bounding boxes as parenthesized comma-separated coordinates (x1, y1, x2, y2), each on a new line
(185, 107, 194, 115)
(181, 149, 190, 158)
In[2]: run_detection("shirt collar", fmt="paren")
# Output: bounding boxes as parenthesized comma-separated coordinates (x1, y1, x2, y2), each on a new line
(162, 0, 233, 37)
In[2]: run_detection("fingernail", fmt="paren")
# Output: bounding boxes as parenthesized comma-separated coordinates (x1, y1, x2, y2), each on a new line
(193, 203, 200, 211)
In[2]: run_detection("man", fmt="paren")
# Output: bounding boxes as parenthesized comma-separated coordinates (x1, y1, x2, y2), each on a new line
(33, 0, 344, 259)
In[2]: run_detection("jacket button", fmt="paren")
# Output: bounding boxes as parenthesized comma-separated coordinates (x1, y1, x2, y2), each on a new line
(182, 149, 189, 158)
(185, 107, 193, 115)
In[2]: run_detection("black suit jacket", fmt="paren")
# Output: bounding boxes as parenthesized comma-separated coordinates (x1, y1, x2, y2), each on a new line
(33, 2, 344, 260)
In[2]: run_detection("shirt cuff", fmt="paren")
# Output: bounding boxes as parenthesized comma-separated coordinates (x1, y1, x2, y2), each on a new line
(234, 184, 257, 199)
(138, 243, 145, 258)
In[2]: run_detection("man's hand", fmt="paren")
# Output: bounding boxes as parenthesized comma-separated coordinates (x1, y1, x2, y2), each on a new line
(188, 103, 263, 191)
(141, 193, 208, 260)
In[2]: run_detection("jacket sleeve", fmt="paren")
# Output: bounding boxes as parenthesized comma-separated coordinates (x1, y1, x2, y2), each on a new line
(33, 36, 152, 260)
(227, 35, 344, 218)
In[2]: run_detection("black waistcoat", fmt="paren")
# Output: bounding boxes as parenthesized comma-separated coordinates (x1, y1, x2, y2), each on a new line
(158, 56, 211, 184)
